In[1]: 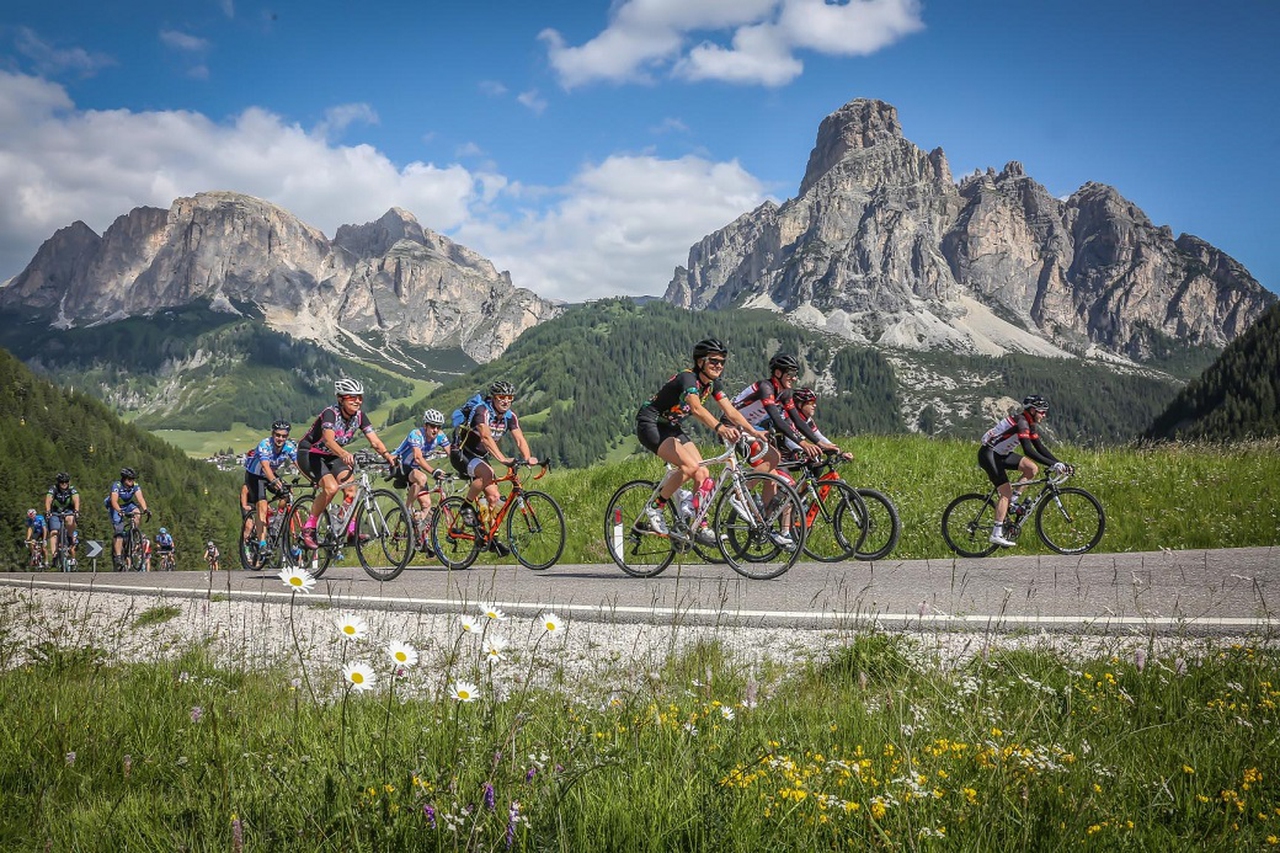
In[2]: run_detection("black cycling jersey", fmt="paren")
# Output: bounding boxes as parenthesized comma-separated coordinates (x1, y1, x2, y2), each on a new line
(299, 406, 373, 455)
(638, 369, 724, 426)
(47, 485, 78, 512)
(731, 377, 821, 447)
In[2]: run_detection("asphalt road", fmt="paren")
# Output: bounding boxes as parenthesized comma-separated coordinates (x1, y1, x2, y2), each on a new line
(4, 546, 1278, 636)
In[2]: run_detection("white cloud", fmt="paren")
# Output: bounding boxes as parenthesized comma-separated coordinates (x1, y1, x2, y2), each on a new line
(542, 0, 922, 88)
(316, 103, 379, 139)
(517, 89, 548, 114)
(478, 80, 508, 97)
(160, 30, 210, 53)
(457, 154, 768, 301)
(15, 27, 115, 77)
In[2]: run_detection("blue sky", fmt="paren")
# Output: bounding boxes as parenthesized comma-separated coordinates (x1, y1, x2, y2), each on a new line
(1, 0, 1276, 302)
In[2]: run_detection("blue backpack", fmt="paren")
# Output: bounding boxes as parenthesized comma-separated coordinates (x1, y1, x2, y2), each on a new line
(451, 392, 488, 430)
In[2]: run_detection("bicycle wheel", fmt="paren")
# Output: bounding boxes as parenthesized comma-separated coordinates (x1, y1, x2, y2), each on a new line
(239, 517, 262, 571)
(299, 503, 337, 579)
(129, 527, 145, 571)
(604, 480, 675, 578)
(714, 472, 805, 580)
(850, 488, 901, 561)
(1036, 487, 1106, 555)
(356, 489, 413, 581)
(941, 493, 1000, 558)
(506, 490, 565, 571)
(430, 496, 482, 570)
(801, 479, 866, 563)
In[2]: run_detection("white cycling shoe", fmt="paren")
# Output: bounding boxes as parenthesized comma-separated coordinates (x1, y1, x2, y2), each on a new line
(988, 529, 1016, 548)
(768, 530, 797, 550)
(642, 504, 670, 536)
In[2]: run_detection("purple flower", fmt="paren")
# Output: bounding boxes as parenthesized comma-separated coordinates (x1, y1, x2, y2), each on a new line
(525, 766, 537, 782)
(1134, 648, 1146, 673)
(65, 751, 76, 766)
(191, 706, 204, 723)
(506, 800, 520, 848)
(484, 781, 496, 811)
(423, 804, 437, 829)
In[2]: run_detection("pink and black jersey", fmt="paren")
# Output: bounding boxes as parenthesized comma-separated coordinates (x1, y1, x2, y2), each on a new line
(638, 369, 724, 426)
(300, 406, 374, 455)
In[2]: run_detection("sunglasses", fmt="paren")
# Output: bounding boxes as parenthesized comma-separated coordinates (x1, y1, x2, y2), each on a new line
(705, 358, 726, 367)
(494, 394, 515, 403)
(272, 432, 290, 439)
(340, 395, 364, 402)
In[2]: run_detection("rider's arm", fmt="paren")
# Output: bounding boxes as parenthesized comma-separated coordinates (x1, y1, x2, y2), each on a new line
(710, 394, 766, 440)
(45, 492, 53, 515)
(110, 488, 121, 512)
(508, 426, 537, 466)
(475, 418, 509, 465)
(1019, 435, 1059, 466)
(135, 488, 148, 514)
(259, 458, 278, 483)
(363, 428, 397, 467)
(763, 398, 819, 455)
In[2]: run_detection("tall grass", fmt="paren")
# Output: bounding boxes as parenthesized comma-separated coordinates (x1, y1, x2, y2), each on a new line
(401, 436, 1279, 568)
(1, 586, 1278, 850)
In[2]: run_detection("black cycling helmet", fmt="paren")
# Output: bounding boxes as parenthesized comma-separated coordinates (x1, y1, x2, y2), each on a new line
(792, 387, 817, 406)
(120, 467, 137, 480)
(489, 380, 516, 398)
(272, 419, 291, 432)
(692, 338, 728, 361)
(1022, 394, 1049, 414)
(769, 353, 800, 374)
(55, 471, 70, 484)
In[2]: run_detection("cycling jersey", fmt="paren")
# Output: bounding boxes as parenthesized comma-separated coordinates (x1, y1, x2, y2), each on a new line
(245, 438, 298, 476)
(455, 403, 517, 460)
(156, 533, 174, 552)
(103, 481, 142, 510)
(980, 413, 1059, 464)
(299, 406, 374, 455)
(27, 516, 46, 535)
(395, 428, 450, 469)
(785, 414, 831, 452)
(638, 369, 724, 426)
(47, 485, 78, 513)
(731, 377, 818, 446)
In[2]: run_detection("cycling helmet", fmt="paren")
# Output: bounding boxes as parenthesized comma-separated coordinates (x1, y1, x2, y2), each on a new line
(120, 467, 137, 480)
(422, 408, 445, 426)
(769, 353, 800, 374)
(27, 508, 36, 518)
(159, 527, 167, 535)
(334, 377, 365, 397)
(207, 541, 214, 548)
(792, 387, 817, 406)
(55, 472, 70, 484)
(489, 380, 516, 398)
(272, 419, 291, 432)
(692, 338, 728, 360)
(1022, 394, 1049, 414)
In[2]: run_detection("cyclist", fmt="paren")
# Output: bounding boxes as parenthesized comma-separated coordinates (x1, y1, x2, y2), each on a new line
(297, 379, 399, 550)
(979, 394, 1071, 548)
(140, 536, 153, 572)
(786, 388, 855, 462)
(104, 468, 149, 570)
(44, 472, 81, 568)
(635, 338, 768, 545)
(156, 527, 176, 570)
(728, 353, 824, 549)
(449, 381, 537, 543)
(244, 420, 298, 555)
(204, 540, 221, 571)
(24, 509, 47, 568)
(394, 408, 451, 546)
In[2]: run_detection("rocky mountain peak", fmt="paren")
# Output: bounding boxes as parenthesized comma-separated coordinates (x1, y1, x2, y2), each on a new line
(799, 98, 905, 196)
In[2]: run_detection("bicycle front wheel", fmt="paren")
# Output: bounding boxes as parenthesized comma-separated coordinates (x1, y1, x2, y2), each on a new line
(296, 503, 336, 579)
(357, 489, 414, 581)
(506, 490, 565, 571)
(1036, 487, 1106, 555)
(802, 479, 866, 563)
(714, 472, 805, 580)
(129, 528, 145, 572)
(604, 480, 674, 578)
(941, 493, 1000, 558)
(850, 488, 901, 561)
(430, 496, 482, 570)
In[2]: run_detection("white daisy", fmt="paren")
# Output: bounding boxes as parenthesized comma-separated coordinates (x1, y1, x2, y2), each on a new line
(343, 661, 376, 692)
(458, 614, 479, 633)
(336, 613, 369, 642)
(483, 635, 509, 662)
(387, 641, 419, 668)
(278, 566, 316, 594)
(450, 680, 480, 702)
(539, 612, 563, 634)
(720, 705, 736, 721)
(479, 603, 507, 622)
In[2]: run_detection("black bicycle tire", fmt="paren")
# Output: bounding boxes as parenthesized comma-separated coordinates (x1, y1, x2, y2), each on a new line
(941, 493, 1000, 558)
(801, 479, 866, 563)
(430, 495, 482, 570)
(714, 472, 804, 580)
(1035, 487, 1106, 555)
(299, 501, 336, 579)
(357, 489, 414, 581)
(239, 514, 261, 571)
(506, 490, 566, 571)
(851, 488, 901, 562)
(604, 480, 674, 578)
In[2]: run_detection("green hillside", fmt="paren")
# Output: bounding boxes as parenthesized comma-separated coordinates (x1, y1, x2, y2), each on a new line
(1145, 302, 1280, 440)
(0, 348, 242, 568)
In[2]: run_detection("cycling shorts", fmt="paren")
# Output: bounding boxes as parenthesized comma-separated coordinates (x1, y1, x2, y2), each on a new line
(48, 512, 75, 532)
(449, 448, 494, 479)
(302, 450, 351, 483)
(636, 418, 691, 455)
(244, 471, 272, 504)
(978, 445, 1022, 487)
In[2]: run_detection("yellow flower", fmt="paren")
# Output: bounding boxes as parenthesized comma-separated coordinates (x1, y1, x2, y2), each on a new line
(1183, 765, 1195, 774)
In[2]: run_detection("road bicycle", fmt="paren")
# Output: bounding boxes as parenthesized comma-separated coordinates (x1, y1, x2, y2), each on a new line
(941, 467, 1106, 558)
(429, 460, 565, 571)
(26, 538, 47, 571)
(157, 550, 176, 572)
(48, 512, 78, 572)
(289, 454, 414, 581)
(776, 453, 868, 562)
(408, 470, 465, 559)
(240, 477, 311, 572)
(115, 510, 149, 572)
(779, 453, 901, 562)
(604, 439, 805, 580)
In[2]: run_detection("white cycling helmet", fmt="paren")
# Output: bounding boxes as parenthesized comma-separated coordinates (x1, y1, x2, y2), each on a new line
(422, 408, 445, 426)
(334, 378, 365, 397)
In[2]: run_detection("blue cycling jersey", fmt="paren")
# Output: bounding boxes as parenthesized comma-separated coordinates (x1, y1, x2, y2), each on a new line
(27, 515, 46, 533)
(245, 438, 298, 476)
(395, 429, 450, 468)
(104, 481, 142, 510)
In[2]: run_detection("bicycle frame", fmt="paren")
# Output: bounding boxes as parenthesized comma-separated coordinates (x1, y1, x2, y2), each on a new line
(456, 462, 549, 545)
(654, 440, 760, 537)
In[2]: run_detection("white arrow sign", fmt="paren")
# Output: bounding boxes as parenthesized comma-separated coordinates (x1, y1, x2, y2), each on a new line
(85, 540, 103, 559)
